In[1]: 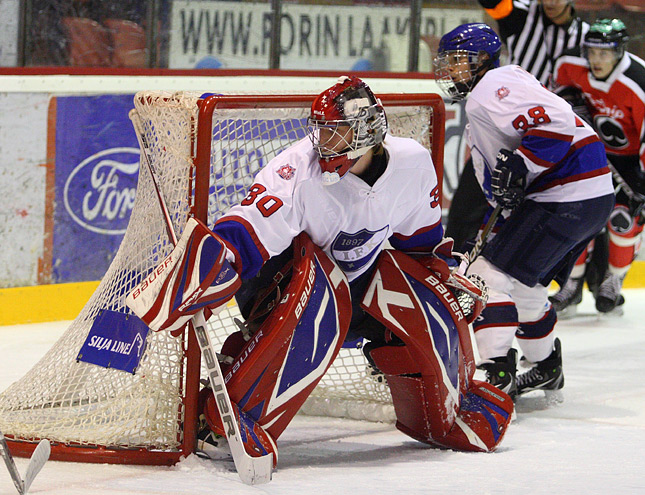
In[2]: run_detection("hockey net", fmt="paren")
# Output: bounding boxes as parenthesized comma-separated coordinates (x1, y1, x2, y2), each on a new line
(0, 90, 444, 464)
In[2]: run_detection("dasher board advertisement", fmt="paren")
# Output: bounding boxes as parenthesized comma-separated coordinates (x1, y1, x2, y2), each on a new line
(168, 1, 482, 70)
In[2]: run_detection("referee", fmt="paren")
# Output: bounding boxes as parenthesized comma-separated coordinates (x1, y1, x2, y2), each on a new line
(446, 0, 590, 250)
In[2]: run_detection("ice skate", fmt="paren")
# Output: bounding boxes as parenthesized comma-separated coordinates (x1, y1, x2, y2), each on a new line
(595, 273, 624, 313)
(196, 418, 233, 462)
(517, 338, 564, 402)
(549, 277, 583, 319)
(478, 348, 518, 400)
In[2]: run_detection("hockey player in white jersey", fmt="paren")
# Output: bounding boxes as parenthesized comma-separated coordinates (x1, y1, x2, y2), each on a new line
(434, 23, 615, 399)
(126, 76, 514, 473)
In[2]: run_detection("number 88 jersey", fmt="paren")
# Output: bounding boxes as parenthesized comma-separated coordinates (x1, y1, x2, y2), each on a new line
(466, 64, 613, 206)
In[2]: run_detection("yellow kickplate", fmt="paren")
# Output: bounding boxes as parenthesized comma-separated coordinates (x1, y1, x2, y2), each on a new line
(0, 281, 100, 325)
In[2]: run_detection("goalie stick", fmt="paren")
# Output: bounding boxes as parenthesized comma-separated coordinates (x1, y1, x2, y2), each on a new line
(129, 110, 273, 485)
(0, 430, 50, 494)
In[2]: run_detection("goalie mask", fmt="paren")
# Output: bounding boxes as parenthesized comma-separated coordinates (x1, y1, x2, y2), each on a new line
(308, 75, 387, 185)
(434, 23, 501, 102)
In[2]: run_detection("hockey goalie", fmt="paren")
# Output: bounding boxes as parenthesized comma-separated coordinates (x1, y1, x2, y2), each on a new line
(126, 76, 514, 472)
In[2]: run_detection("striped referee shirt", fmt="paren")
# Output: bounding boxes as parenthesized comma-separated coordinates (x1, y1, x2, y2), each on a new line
(479, 0, 589, 85)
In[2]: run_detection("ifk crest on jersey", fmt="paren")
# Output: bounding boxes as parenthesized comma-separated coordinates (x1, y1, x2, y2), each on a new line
(331, 227, 389, 273)
(496, 86, 510, 100)
(277, 164, 296, 180)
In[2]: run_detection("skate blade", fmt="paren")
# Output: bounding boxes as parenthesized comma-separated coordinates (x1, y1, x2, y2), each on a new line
(597, 306, 624, 317)
(554, 305, 578, 320)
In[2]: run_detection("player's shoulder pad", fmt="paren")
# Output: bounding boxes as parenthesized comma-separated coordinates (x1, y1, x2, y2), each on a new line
(383, 135, 433, 171)
(472, 65, 541, 104)
(553, 50, 589, 86)
(254, 137, 319, 194)
(483, 64, 537, 86)
(555, 51, 587, 70)
(623, 54, 645, 93)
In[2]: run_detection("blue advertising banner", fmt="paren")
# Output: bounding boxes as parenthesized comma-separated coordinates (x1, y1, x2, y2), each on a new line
(53, 94, 140, 282)
(77, 309, 149, 374)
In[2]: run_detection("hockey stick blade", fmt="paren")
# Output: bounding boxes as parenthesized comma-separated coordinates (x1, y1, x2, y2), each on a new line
(0, 430, 24, 494)
(130, 109, 272, 484)
(0, 432, 50, 494)
(193, 312, 273, 485)
(22, 440, 51, 494)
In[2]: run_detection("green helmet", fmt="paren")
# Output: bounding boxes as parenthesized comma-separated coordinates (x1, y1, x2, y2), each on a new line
(583, 19, 629, 58)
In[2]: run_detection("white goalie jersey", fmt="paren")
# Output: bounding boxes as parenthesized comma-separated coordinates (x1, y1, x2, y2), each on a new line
(212, 135, 444, 281)
(466, 65, 613, 206)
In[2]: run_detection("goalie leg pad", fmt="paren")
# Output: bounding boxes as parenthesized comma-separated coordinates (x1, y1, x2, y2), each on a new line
(437, 380, 514, 452)
(361, 250, 479, 440)
(203, 233, 351, 443)
(203, 391, 279, 468)
(126, 217, 241, 332)
(368, 346, 513, 452)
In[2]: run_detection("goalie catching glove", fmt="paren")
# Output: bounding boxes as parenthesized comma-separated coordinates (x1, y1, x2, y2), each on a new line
(126, 217, 241, 333)
(412, 238, 488, 325)
(491, 149, 528, 210)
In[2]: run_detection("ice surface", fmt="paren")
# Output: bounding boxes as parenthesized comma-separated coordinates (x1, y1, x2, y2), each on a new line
(1, 290, 644, 494)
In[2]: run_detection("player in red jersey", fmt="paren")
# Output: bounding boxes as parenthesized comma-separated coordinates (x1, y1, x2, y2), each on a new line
(551, 18, 645, 315)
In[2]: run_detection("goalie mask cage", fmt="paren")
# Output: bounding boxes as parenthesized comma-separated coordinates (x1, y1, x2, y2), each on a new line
(0, 90, 445, 465)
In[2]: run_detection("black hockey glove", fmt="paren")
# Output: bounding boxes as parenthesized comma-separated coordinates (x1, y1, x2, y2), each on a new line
(491, 149, 528, 210)
(556, 86, 593, 126)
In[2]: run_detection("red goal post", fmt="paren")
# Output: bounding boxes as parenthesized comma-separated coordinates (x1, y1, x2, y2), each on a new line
(0, 90, 445, 465)
(193, 93, 444, 222)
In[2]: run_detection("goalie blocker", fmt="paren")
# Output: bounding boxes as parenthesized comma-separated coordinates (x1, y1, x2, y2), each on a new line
(126, 217, 241, 333)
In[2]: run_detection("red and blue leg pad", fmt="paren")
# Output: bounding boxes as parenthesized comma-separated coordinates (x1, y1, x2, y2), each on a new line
(362, 250, 513, 451)
(203, 233, 351, 453)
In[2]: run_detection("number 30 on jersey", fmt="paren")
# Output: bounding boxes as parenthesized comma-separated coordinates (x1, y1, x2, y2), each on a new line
(241, 183, 284, 217)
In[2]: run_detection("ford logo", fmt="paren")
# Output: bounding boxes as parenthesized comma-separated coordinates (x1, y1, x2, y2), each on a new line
(64, 147, 140, 235)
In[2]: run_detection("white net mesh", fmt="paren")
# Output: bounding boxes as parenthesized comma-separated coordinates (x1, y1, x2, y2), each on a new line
(0, 91, 202, 451)
(0, 90, 439, 456)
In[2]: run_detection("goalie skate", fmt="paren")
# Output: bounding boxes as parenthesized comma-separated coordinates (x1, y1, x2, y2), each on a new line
(196, 426, 232, 462)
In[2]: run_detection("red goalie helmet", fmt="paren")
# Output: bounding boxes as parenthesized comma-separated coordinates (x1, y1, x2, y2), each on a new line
(308, 76, 387, 185)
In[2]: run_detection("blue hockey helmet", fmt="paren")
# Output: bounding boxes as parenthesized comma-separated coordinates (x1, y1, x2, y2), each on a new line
(434, 23, 502, 101)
